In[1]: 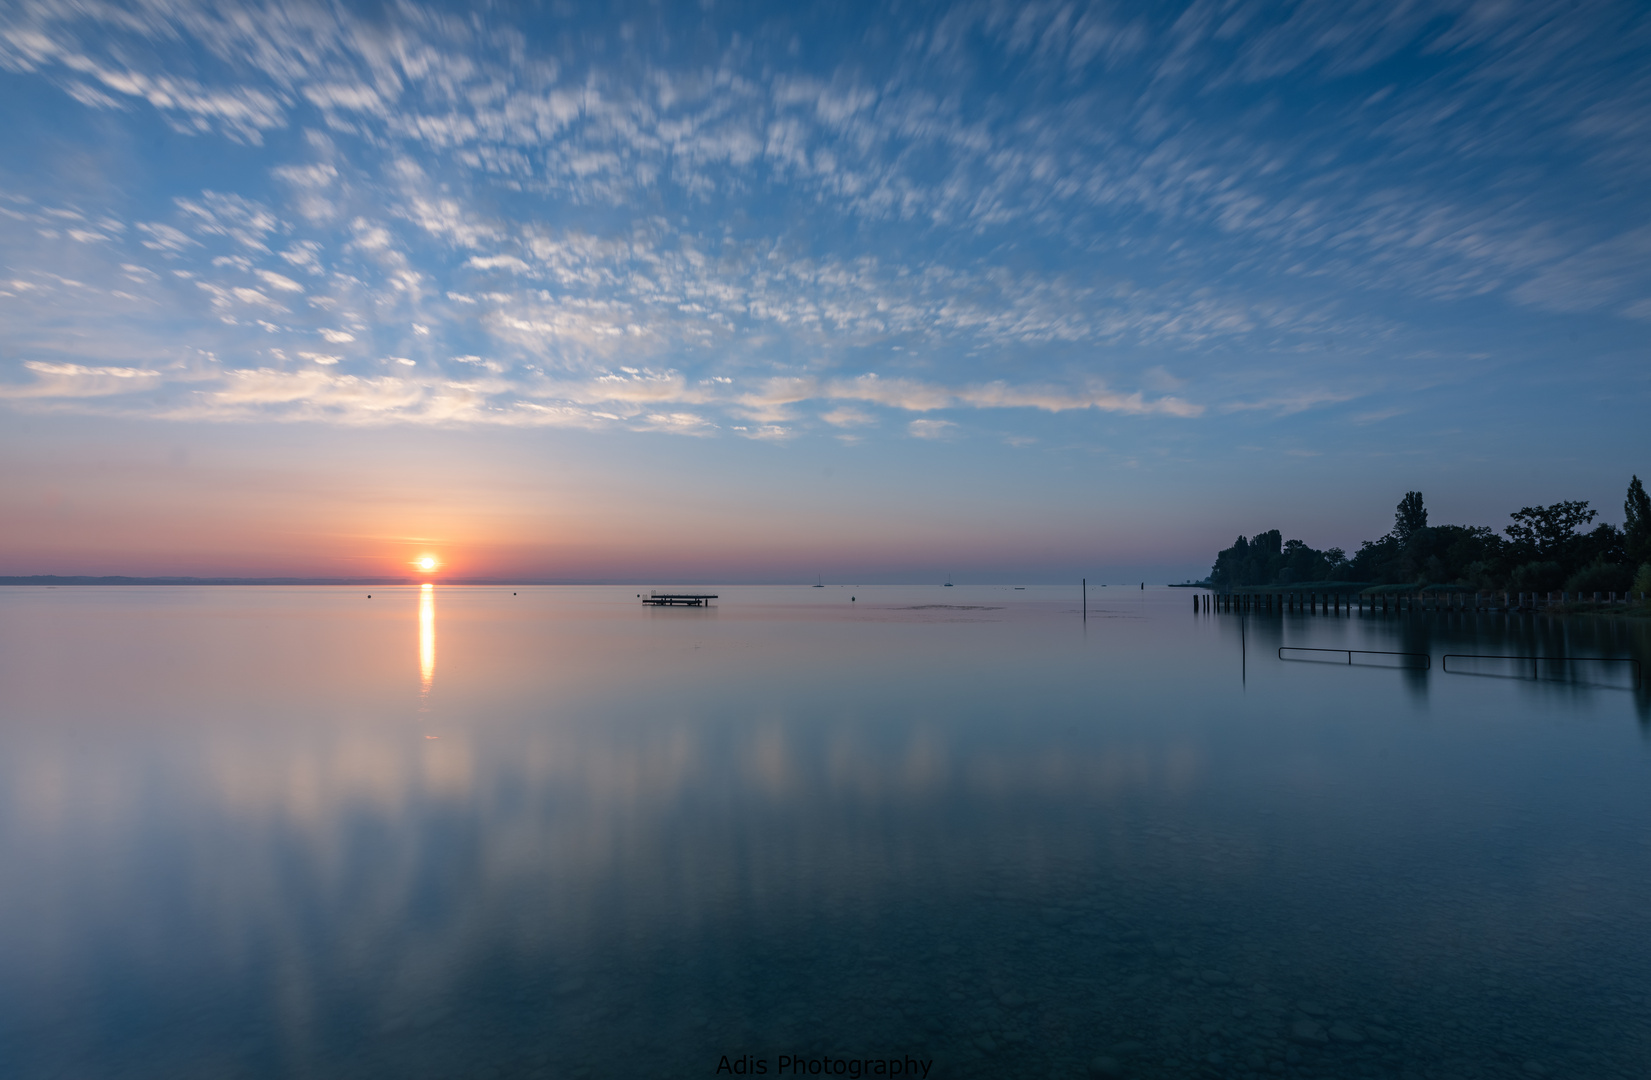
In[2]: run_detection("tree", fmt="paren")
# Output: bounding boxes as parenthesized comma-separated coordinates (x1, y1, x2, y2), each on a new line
(1394, 491, 1427, 543)
(1504, 501, 1596, 563)
(1626, 475, 1651, 566)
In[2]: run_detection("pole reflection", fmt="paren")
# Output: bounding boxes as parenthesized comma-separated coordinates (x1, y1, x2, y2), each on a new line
(419, 583, 435, 692)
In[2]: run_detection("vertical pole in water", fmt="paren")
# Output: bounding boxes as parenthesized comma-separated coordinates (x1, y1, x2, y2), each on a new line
(1083, 578, 1087, 621)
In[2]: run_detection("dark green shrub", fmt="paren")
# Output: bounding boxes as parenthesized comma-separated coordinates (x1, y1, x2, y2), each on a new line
(1564, 559, 1632, 594)
(1511, 561, 1564, 591)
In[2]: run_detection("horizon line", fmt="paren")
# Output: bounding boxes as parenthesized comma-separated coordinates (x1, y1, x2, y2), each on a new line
(0, 575, 1197, 587)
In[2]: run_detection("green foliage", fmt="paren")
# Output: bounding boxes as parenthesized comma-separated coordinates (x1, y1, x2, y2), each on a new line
(1634, 562, 1651, 597)
(1210, 481, 1647, 593)
(1563, 559, 1632, 594)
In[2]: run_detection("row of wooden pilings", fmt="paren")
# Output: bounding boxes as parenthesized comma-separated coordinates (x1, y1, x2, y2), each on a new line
(1196, 591, 1647, 614)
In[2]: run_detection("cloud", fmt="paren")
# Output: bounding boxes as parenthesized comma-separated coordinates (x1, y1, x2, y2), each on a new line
(272, 163, 338, 189)
(136, 223, 197, 252)
(820, 407, 875, 427)
(255, 270, 303, 293)
(908, 419, 957, 439)
(2, 361, 163, 398)
(1510, 226, 1651, 314)
(302, 84, 389, 115)
(1220, 390, 1357, 417)
(466, 254, 531, 273)
(953, 382, 1203, 417)
(826, 374, 953, 412)
(176, 192, 281, 251)
(1350, 406, 1406, 425)
(2, 0, 1641, 450)
(634, 412, 718, 435)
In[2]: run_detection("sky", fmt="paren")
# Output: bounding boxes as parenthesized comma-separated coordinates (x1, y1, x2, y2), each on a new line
(1, 0, 1647, 582)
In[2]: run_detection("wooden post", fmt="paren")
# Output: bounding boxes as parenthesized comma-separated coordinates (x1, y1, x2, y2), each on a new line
(1083, 578, 1086, 620)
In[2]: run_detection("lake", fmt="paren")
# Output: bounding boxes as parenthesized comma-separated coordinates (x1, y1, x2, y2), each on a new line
(1, 585, 1647, 1079)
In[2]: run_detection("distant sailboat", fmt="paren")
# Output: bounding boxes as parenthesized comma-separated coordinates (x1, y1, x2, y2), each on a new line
(944, 575, 954, 587)
(813, 575, 824, 587)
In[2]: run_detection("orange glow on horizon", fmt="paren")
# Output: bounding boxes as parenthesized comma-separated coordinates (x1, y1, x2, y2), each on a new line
(415, 554, 440, 573)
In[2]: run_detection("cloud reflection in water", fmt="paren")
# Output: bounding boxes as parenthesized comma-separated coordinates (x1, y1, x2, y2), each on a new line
(0, 586, 1648, 1078)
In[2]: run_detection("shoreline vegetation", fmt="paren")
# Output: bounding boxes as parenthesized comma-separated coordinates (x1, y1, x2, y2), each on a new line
(1207, 478, 1651, 608)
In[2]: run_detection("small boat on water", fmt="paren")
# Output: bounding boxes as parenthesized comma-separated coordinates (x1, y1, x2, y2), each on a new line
(813, 575, 824, 588)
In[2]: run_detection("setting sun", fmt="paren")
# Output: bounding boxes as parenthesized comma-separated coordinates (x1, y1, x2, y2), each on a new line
(416, 556, 438, 572)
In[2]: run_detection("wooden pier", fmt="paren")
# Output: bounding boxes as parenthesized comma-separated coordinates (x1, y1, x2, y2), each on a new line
(641, 593, 718, 607)
(1193, 590, 1646, 615)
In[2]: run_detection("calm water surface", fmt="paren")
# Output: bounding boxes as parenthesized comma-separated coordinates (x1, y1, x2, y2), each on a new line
(1, 585, 1648, 1080)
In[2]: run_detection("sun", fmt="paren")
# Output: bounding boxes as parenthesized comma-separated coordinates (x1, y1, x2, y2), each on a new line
(415, 555, 439, 572)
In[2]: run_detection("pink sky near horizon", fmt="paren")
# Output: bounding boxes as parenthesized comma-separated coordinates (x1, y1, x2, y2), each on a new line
(1, 417, 1248, 581)
(5, 413, 1639, 584)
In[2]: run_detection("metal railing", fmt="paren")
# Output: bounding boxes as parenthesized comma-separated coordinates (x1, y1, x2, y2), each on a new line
(1278, 646, 1430, 669)
(1441, 654, 1641, 687)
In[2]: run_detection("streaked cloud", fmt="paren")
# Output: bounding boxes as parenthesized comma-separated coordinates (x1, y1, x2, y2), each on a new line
(0, 0, 1645, 451)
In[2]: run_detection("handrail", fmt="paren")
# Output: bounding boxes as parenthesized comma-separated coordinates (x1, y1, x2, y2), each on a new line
(1278, 646, 1430, 669)
(1442, 654, 1641, 687)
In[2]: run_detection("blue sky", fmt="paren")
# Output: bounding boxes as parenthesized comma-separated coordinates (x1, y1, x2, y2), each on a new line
(0, 0, 1647, 580)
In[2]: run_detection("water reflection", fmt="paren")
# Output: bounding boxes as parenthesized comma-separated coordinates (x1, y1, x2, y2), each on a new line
(0, 586, 1649, 1079)
(419, 582, 435, 692)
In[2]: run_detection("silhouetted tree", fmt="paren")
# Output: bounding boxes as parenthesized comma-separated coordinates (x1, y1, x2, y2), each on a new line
(1505, 501, 1596, 563)
(1626, 475, 1651, 566)
(1393, 491, 1427, 543)
(1207, 480, 1646, 593)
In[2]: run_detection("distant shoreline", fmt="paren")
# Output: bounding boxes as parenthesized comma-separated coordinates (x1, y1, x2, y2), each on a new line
(1, 576, 1216, 588)
(1, 576, 1042, 587)
(0, 576, 599, 586)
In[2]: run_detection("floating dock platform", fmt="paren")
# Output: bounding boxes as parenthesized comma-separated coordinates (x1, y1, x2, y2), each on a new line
(642, 593, 718, 607)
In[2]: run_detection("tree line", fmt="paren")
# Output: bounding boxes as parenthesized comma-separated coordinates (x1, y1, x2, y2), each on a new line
(1209, 477, 1651, 595)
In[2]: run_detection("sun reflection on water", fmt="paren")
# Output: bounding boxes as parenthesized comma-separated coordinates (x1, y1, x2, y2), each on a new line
(419, 583, 435, 691)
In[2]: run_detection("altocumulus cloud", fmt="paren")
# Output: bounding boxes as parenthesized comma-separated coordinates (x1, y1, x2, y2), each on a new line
(0, 0, 1647, 443)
